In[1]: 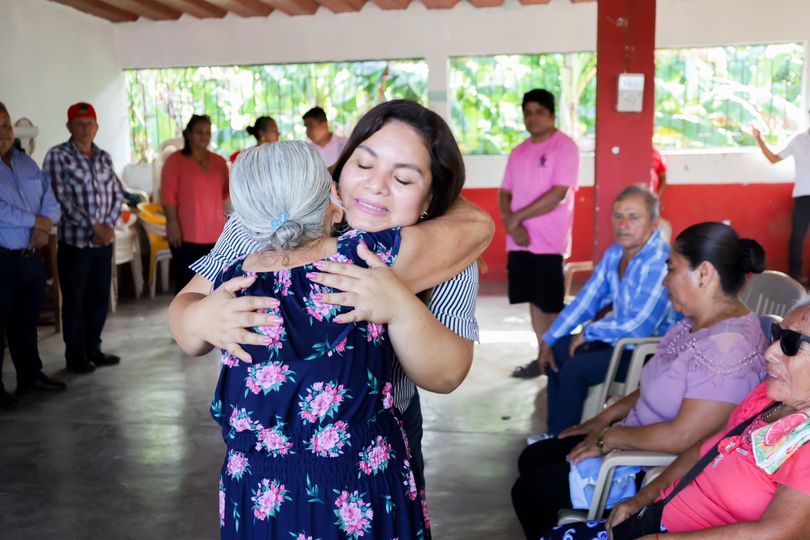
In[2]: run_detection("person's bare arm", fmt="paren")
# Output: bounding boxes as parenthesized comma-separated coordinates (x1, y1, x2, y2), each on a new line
(168, 274, 280, 361)
(506, 185, 568, 230)
(753, 127, 784, 164)
(163, 204, 183, 247)
(640, 486, 810, 540)
(394, 197, 494, 292)
(568, 398, 734, 464)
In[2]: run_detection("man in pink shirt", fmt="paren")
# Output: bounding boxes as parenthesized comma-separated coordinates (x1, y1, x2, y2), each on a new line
(303, 106, 347, 168)
(499, 89, 580, 379)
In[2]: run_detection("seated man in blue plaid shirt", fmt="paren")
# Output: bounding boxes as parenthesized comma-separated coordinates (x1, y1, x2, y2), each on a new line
(538, 185, 676, 435)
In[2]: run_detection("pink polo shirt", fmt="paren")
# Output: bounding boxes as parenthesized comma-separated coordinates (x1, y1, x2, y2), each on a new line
(501, 131, 579, 256)
(161, 150, 229, 244)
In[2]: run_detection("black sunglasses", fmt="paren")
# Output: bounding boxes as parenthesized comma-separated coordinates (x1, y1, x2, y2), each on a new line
(771, 323, 810, 356)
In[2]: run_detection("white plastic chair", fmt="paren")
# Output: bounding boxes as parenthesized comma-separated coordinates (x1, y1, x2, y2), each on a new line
(110, 210, 144, 312)
(557, 450, 677, 524)
(151, 138, 183, 204)
(581, 338, 661, 423)
(741, 270, 806, 318)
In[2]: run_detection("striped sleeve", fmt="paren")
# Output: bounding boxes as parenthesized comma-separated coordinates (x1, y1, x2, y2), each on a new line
(190, 215, 261, 281)
(427, 261, 480, 341)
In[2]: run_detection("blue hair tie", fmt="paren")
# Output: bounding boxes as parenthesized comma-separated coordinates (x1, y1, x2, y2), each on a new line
(271, 212, 289, 229)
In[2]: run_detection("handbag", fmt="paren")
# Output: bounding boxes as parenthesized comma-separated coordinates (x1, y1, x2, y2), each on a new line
(611, 402, 780, 540)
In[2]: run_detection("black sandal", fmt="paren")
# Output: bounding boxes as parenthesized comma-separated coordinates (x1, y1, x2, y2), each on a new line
(511, 360, 542, 379)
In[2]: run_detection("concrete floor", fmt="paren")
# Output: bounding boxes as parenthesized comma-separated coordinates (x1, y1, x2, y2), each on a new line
(0, 281, 547, 539)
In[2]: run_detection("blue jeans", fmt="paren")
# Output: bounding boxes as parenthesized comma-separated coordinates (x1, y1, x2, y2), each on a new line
(546, 335, 631, 435)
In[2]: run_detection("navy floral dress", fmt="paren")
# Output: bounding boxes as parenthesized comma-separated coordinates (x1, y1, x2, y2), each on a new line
(211, 228, 427, 540)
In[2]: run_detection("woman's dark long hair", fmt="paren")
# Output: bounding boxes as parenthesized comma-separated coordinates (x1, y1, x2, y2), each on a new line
(673, 222, 766, 295)
(181, 114, 211, 156)
(330, 100, 466, 220)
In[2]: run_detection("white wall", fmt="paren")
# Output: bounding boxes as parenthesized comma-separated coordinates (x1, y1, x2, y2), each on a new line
(99, 0, 810, 186)
(1, 0, 130, 171)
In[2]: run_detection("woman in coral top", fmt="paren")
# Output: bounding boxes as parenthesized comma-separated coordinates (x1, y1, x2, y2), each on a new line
(541, 299, 810, 540)
(162, 114, 230, 292)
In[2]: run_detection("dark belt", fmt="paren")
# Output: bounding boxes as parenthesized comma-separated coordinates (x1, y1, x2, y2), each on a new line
(0, 246, 38, 257)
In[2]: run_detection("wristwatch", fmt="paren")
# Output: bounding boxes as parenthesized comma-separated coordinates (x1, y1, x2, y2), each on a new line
(596, 426, 611, 455)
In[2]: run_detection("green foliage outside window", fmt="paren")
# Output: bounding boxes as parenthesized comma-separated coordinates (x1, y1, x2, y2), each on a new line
(449, 43, 804, 155)
(449, 52, 597, 155)
(125, 60, 428, 163)
(654, 43, 804, 149)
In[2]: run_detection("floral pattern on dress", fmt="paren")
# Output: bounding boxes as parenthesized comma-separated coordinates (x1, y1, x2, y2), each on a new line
(289, 533, 317, 540)
(228, 407, 261, 437)
(373, 245, 396, 266)
(298, 381, 351, 424)
(226, 450, 252, 481)
(361, 323, 385, 346)
(252, 307, 287, 357)
(221, 350, 240, 367)
(306, 336, 353, 360)
(402, 460, 418, 501)
(307, 421, 351, 457)
(254, 418, 294, 456)
(381, 382, 393, 410)
(358, 436, 394, 477)
(219, 476, 226, 527)
(245, 361, 295, 396)
(305, 283, 341, 323)
(251, 478, 291, 521)
(333, 490, 374, 539)
(274, 269, 293, 297)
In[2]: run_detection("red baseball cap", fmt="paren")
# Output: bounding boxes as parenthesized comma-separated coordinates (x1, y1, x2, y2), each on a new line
(67, 102, 96, 121)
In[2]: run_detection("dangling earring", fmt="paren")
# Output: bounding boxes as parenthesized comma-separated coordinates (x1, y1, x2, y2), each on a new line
(420, 211, 429, 221)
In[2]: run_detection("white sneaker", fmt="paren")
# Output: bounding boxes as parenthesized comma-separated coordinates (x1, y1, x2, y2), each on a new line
(526, 433, 555, 445)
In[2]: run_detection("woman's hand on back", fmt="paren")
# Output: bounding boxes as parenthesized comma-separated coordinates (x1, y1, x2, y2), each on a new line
(308, 242, 416, 325)
(188, 275, 282, 362)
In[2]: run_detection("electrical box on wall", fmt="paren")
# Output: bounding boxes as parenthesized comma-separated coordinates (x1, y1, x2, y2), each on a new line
(616, 73, 645, 112)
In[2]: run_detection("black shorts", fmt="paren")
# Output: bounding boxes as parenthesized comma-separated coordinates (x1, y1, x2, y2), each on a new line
(507, 252, 564, 313)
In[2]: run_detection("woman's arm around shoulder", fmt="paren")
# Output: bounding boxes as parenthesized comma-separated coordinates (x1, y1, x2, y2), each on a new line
(394, 198, 494, 292)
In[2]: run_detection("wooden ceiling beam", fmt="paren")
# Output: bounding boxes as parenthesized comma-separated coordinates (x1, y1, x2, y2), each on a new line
(102, 0, 183, 20)
(370, 0, 411, 10)
(467, 0, 503, 7)
(263, 0, 319, 16)
(158, 0, 229, 18)
(421, 0, 459, 8)
(206, 0, 274, 16)
(313, 0, 365, 13)
(50, 0, 139, 22)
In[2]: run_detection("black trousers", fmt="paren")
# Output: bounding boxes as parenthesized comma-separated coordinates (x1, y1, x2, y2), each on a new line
(0, 251, 46, 389)
(511, 435, 585, 540)
(170, 242, 215, 294)
(789, 195, 810, 280)
(57, 242, 112, 365)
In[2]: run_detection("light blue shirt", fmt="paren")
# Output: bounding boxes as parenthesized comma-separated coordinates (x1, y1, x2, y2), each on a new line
(0, 148, 61, 249)
(544, 229, 676, 346)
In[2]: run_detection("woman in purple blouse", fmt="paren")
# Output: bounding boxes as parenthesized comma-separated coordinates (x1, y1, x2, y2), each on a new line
(511, 222, 769, 539)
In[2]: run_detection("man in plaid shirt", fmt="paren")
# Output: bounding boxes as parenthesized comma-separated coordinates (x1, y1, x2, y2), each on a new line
(43, 102, 123, 374)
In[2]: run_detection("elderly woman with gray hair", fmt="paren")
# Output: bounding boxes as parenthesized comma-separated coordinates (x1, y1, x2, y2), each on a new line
(540, 297, 810, 539)
(208, 140, 463, 539)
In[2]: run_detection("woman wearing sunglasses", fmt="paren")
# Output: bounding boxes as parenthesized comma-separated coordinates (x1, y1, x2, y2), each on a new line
(515, 222, 769, 539)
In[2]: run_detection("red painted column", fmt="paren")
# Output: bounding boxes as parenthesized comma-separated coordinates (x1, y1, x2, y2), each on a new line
(593, 0, 657, 257)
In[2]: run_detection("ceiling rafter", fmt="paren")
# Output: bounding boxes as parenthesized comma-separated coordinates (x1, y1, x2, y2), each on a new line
(50, 0, 139, 22)
(420, 0, 460, 9)
(313, 0, 365, 14)
(370, 0, 412, 10)
(263, 0, 319, 16)
(158, 0, 229, 18)
(102, 0, 183, 20)
(206, 0, 274, 16)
